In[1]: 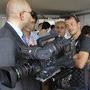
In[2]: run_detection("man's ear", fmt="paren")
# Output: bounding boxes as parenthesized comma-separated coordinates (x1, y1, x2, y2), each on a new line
(78, 22, 80, 26)
(20, 12, 24, 21)
(78, 22, 80, 28)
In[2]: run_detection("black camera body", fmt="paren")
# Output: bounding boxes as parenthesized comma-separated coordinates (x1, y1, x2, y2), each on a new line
(0, 36, 75, 88)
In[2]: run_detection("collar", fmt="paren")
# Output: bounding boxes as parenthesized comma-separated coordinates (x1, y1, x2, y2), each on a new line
(75, 34, 83, 42)
(7, 21, 23, 39)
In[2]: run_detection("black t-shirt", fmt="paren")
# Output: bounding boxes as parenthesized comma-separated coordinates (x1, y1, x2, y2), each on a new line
(80, 36, 90, 53)
(76, 34, 90, 53)
(70, 34, 90, 89)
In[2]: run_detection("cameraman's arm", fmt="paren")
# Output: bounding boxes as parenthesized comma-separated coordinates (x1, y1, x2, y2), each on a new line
(73, 36, 90, 69)
(73, 51, 89, 69)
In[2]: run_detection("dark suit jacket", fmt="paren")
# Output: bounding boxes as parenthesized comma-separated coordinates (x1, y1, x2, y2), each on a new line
(0, 23, 40, 90)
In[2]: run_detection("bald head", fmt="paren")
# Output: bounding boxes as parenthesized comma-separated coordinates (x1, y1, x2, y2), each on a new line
(6, 0, 31, 18)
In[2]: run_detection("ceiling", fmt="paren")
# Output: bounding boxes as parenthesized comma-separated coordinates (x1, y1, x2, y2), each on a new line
(0, 0, 90, 16)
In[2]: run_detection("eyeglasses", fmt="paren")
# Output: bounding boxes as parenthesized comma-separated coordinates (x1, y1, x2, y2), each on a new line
(23, 10, 37, 21)
(23, 11, 32, 16)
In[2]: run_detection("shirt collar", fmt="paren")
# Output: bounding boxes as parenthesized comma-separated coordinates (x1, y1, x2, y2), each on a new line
(7, 21, 23, 39)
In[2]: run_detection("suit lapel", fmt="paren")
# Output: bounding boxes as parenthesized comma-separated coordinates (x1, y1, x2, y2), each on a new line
(4, 23, 27, 46)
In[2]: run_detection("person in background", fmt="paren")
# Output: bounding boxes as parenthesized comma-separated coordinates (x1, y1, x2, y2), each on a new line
(38, 23, 43, 31)
(65, 15, 90, 90)
(50, 25, 58, 37)
(44, 21, 70, 90)
(38, 21, 51, 37)
(22, 10, 39, 46)
(81, 25, 90, 36)
(51, 25, 55, 30)
(55, 21, 67, 38)
(0, 0, 40, 90)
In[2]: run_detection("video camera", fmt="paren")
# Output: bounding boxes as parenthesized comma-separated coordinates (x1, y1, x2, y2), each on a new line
(0, 35, 75, 88)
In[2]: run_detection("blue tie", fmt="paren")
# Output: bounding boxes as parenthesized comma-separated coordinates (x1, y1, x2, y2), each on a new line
(22, 34, 27, 44)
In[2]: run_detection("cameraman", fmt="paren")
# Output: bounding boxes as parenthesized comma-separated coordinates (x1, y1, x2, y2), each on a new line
(65, 15, 90, 90)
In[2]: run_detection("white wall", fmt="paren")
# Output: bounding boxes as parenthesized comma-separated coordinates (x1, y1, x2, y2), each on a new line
(79, 14, 90, 27)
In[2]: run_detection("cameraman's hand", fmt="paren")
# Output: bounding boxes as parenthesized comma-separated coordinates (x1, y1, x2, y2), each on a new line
(73, 51, 89, 69)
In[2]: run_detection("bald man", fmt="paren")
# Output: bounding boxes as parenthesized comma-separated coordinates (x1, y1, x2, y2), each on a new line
(0, 0, 40, 90)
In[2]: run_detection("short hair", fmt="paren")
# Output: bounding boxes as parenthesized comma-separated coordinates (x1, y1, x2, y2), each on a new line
(55, 21, 66, 28)
(51, 25, 55, 29)
(81, 25, 90, 35)
(65, 15, 80, 23)
(42, 22, 50, 29)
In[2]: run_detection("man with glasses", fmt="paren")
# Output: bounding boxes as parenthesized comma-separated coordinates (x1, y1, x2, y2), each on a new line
(0, 0, 40, 90)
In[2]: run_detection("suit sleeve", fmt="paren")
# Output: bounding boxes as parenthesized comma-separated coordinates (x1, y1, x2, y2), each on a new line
(0, 37, 15, 67)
